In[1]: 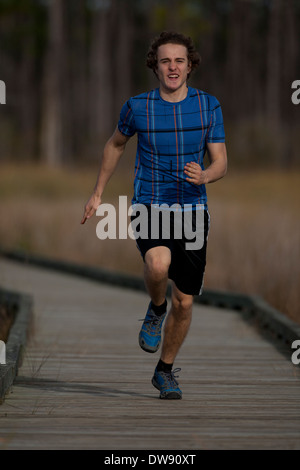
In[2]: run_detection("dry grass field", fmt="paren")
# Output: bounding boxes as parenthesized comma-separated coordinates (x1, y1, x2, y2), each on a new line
(0, 163, 299, 324)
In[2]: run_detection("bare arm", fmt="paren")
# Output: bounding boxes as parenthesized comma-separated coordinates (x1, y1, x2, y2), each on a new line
(184, 142, 227, 185)
(81, 127, 131, 224)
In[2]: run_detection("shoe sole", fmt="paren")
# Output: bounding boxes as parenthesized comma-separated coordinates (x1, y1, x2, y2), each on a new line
(139, 333, 160, 353)
(152, 376, 182, 400)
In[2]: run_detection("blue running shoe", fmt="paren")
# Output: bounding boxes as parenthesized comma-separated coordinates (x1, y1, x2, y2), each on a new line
(139, 302, 167, 353)
(152, 367, 182, 399)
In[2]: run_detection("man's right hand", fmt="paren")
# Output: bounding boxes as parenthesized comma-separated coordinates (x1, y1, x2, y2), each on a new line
(81, 193, 101, 224)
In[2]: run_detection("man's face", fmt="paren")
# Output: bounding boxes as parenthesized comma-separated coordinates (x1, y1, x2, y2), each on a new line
(156, 43, 191, 94)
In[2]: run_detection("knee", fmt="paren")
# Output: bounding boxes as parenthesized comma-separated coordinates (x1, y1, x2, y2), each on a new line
(145, 250, 170, 280)
(145, 247, 171, 279)
(172, 293, 193, 314)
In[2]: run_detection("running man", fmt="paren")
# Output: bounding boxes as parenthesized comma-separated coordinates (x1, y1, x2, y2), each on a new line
(81, 31, 227, 399)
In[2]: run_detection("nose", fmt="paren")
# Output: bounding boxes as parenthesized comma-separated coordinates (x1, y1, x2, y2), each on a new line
(168, 61, 176, 70)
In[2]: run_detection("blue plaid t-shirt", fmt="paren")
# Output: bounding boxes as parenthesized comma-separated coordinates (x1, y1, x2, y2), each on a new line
(118, 87, 225, 209)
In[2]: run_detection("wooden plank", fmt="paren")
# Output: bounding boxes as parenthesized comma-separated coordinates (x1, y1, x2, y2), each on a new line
(3, 249, 300, 348)
(0, 258, 299, 450)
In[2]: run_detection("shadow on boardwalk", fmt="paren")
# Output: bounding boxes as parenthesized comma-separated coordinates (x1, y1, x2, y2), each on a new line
(15, 376, 155, 400)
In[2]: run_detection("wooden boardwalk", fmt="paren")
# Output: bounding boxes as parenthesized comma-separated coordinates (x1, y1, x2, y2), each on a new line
(0, 258, 299, 450)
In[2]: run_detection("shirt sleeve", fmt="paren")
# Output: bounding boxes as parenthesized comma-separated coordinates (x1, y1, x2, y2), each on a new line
(206, 97, 225, 143)
(118, 99, 136, 137)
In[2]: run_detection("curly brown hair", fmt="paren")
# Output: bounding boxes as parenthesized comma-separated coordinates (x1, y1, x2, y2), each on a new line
(146, 31, 201, 79)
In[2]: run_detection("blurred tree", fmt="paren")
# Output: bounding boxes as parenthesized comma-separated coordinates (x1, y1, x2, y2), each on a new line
(281, 0, 298, 123)
(67, 0, 89, 163)
(0, 0, 47, 161)
(114, 0, 133, 116)
(88, 0, 114, 158)
(17, 3, 38, 160)
(225, 0, 264, 120)
(40, 0, 68, 166)
(0, 0, 299, 167)
(266, 0, 281, 127)
(88, 0, 133, 159)
(281, 0, 299, 167)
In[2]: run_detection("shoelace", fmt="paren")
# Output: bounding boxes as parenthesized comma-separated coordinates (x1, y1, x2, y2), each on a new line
(163, 368, 181, 386)
(139, 310, 163, 330)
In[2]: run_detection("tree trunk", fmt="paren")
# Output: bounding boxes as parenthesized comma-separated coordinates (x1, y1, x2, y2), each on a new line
(88, 0, 114, 159)
(266, 0, 281, 127)
(225, 0, 244, 119)
(68, 0, 88, 163)
(40, 0, 67, 166)
(19, 30, 37, 160)
(114, 0, 133, 117)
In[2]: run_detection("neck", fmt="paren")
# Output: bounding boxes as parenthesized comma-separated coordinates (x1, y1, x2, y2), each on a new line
(159, 84, 189, 103)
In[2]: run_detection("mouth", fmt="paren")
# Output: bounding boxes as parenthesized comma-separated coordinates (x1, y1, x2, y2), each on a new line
(168, 74, 179, 81)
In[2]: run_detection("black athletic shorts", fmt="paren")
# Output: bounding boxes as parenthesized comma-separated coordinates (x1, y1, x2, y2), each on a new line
(130, 205, 210, 296)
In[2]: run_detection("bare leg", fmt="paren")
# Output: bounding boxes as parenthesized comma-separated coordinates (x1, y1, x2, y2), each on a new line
(160, 282, 193, 364)
(144, 246, 171, 306)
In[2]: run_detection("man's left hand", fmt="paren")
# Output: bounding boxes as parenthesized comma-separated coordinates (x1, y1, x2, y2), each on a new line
(184, 162, 207, 185)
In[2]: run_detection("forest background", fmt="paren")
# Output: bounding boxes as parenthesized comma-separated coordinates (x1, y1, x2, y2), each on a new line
(0, 0, 299, 323)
